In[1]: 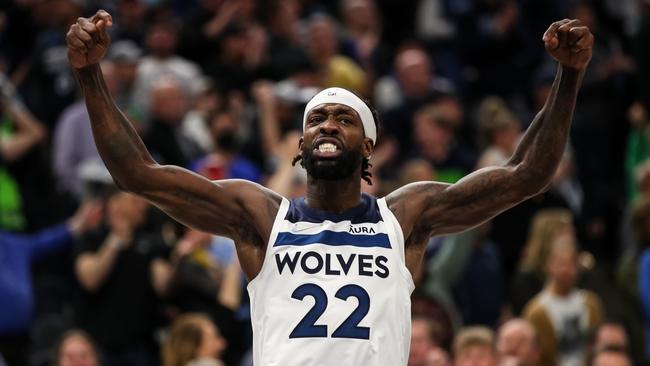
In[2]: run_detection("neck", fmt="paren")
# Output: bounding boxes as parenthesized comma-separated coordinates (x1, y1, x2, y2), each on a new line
(305, 174, 363, 213)
(547, 281, 572, 297)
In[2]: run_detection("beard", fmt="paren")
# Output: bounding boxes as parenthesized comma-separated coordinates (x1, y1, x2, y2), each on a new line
(301, 146, 364, 180)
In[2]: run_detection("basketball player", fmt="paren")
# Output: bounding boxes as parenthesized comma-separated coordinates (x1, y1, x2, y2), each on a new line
(66, 11, 593, 366)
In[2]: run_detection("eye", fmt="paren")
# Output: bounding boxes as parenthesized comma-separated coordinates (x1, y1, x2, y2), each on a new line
(308, 115, 324, 125)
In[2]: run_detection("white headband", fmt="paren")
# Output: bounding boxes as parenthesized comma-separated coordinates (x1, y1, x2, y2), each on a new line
(303, 87, 376, 144)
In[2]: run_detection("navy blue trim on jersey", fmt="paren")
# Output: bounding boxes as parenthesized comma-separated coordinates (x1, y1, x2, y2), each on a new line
(286, 193, 382, 224)
(274, 231, 391, 248)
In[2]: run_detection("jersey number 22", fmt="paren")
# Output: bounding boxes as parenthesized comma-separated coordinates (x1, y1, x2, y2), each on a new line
(290, 283, 370, 340)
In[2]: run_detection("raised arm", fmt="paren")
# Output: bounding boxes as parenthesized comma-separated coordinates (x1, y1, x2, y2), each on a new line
(66, 11, 280, 251)
(0, 75, 46, 163)
(388, 19, 593, 242)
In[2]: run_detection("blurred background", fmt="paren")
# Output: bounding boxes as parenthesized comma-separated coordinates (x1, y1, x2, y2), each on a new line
(0, 0, 649, 365)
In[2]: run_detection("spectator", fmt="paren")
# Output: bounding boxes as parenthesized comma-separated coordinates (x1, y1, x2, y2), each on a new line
(263, 0, 309, 81)
(305, 14, 366, 94)
(190, 107, 261, 183)
(615, 191, 650, 365)
(510, 208, 575, 315)
(339, 0, 391, 80)
(567, 0, 634, 260)
(374, 47, 456, 169)
(106, 40, 142, 114)
(52, 61, 119, 200)
(132, 20, 203, 121)
(165, 229, 246, 365)
(636, 194, 650, 360)
(0, 200, 101, 366)
(162, 313, 226, 366)
(54, 330, 100, 366)
(476, 96, 521, 169)
(205, 20, 269, 95)
(523, 236, 604, 366)
(181, 79, 222, 154)
(414, 0, 460, 85)
(143, 77, 202, 167)
(375, 46, 454, 113)
(453, 326, 497, 366)
(456, 0, 529, 98)
(249, 78, 318, 185)
(426, 227, 504, 329)
(496, 318, 540, 366)
(398, 159, 437, 186)
(625, 102, 649, 203)
(179, 0, 258, 70)
(111, 0, 148, 46)
(588, 345, 632, 366)
(409, 316, 450, 366)
(0, 73, 46, 230)
(264, 131, 306, 198)
(73, 191, 172, 366)
(22, 0, 86, 128)
(637, 2, 650, 111)
(593, 322, 628, 352)
(411, 98, 475, 183)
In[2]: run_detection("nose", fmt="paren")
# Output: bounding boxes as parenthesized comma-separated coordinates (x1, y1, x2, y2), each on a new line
(319, 116, 339, 135)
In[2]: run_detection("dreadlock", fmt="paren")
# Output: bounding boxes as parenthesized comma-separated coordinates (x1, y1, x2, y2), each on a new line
(293, 96, 380, 186)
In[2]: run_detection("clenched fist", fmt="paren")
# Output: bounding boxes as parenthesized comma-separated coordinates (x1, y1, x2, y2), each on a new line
(543, 19, 594, 71)
(66, 10, 113, 69)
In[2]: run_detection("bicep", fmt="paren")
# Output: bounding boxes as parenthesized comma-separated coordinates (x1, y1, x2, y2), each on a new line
(429, 165, 537, 235)
(135, 164, 279, 239)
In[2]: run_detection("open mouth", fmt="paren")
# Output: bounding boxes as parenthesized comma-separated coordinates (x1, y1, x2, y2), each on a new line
(313, 139, 343, 159)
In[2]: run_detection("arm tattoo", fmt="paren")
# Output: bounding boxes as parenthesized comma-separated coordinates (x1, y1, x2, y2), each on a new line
(508, 66, 583, 185)
(75, 65, 155, 190)
(410, 66, 585, 238)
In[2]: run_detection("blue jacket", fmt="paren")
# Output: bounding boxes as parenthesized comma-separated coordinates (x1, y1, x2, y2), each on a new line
(0, 224, 71, 334)
(639, 248, 650, 358)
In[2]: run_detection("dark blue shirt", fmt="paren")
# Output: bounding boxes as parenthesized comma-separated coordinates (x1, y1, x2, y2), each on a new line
(0, 224, 71, 334)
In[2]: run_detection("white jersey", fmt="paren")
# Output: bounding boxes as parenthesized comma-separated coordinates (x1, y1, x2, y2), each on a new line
(247, 194, 415, 366)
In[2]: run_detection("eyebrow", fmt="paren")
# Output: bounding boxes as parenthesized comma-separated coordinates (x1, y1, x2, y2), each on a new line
(309, 106, 359, 117)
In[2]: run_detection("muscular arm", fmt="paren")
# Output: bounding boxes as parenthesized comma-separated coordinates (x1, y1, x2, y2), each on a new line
(75, 65, 279, 239)
(388, 20, 592, 244)
(66, 12, 281, 278)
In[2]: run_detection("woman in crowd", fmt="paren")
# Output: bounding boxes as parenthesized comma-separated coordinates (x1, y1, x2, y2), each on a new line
(163, 313, 226, 366)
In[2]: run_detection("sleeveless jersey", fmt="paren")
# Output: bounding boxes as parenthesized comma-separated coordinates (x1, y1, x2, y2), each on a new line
(247, 194, 415, 366)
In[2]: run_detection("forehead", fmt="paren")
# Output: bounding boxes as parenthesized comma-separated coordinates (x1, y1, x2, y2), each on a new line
(307, 103, 360, 119)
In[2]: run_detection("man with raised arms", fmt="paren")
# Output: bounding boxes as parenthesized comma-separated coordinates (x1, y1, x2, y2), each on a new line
(66, 11, 593, 366)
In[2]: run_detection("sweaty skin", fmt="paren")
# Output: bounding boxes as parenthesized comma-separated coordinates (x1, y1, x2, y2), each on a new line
(67, 12, 593, 280)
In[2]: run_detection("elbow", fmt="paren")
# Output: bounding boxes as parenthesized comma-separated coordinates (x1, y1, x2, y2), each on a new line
(514, 164, 554, 198)
(108, 162, 157, 194)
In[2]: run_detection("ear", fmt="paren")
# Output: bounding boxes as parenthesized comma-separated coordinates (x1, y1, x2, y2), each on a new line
(362, 138, 374, 159)
(298, 136, 304, 150)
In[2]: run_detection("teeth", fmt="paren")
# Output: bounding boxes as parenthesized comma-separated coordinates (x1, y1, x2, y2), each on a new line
(318, 143, 337, 153)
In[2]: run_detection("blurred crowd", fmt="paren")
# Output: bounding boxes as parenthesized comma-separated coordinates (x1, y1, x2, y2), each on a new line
(1, 0, 650, 365)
